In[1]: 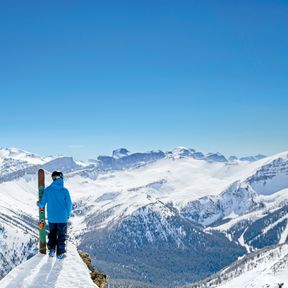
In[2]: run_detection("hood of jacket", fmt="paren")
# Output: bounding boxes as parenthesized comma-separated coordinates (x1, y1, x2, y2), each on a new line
(51, 178, 64, 190)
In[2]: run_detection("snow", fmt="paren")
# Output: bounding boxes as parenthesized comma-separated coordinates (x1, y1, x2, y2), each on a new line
(218, 244, 288, 288)
(238, 228, 251, 253)
(261, 214, 288, 236)
(1, 150, 288, 239)
(0, 147, 287, 287)
(280, 221, 288, 244)
(0, 243, 98, 288)
(251, 173, 288, 195)
(0, 179, 37, 216)
(112, 148, 130, 158)
(0, 147, 46, 165)
(208, 188, 288, 233)
(223, 211, 239, 220)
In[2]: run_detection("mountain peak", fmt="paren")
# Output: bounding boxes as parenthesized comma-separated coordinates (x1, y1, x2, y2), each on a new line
(166, 147, 196, 159)
(239, 154, 266, 162)
(206, 152, 228, 162)
(43, 156, 81, 173)
(0, 147, 41, 161)
(112, 148, 130, 158)
(228, 155, 238, 161)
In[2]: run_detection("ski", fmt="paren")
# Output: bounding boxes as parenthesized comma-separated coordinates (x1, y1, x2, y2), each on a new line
(38, 169, 46, 254)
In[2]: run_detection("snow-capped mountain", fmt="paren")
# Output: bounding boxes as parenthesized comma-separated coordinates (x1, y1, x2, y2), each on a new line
(0, 147, 46, 176)
(0, 148, 46, 165)
(206, 152, 228, 162)
(112, 148, 131, 159)
(0, 146, 267, 180)
(0, 146, 287, 287)
(42, 156, 83, 173)
(185, 243, 288, 288)
(88, 146, 266, 171)
(228, 154, 266, 162)
(239, 154, 266, 162)
(169, 147, 196, 158)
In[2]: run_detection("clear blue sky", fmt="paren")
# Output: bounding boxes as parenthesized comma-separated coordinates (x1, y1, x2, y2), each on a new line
(0, 0, 287, 160)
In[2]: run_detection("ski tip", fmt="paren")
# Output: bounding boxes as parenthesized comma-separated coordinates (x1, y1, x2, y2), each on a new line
(38, 169, 45, 183)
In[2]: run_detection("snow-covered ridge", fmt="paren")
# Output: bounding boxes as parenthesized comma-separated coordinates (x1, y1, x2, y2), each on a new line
(180, 153, 288, 227)
(0, 147, 287, 287)
(0, 147, 46, 164)
(1, 149, 287, 235)
(0, 243, 98, 288)
(185, 243, 288, 288)
(0, 146, 270, 184)
(0, 146, 271, 181)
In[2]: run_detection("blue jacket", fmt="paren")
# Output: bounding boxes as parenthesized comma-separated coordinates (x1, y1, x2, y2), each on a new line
(37, 178, 72, 223)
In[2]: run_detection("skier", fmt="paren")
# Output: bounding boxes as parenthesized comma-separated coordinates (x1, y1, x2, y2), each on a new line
(37, 171, 72, 259)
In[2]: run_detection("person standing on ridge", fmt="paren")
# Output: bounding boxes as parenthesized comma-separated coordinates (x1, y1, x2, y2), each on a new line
(37, 171, 72, 259)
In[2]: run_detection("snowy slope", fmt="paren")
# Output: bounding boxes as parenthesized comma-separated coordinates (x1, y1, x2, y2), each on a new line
(0, 243, 98, 288)
(0, 148, 47, 165)
(67, 151, 288, 236)
(186, 243, 288, 288)
(0, 212, 37, 279)
(0, 147, 288, 287)
(0, 148, 47, 177)
(0, 179, 39, 278)
(207, 188, 288, 244)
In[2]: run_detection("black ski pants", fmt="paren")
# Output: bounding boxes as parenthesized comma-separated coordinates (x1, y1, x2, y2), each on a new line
(48, 222, 67, 255)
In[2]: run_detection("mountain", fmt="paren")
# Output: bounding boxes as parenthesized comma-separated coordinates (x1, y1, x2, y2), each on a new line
(239, 154, 266, 162)
(0, 147, 268, 178)
(89, 146, 267, 170)
(112, 148, 131, 159)
(0, 147, 46, 164)
(228, 155, 238, 162)
(168, 147, 196, 158)
(0, 243, 98, 288)
(79, 201, 245, 287)
(0, 146, 287, 287)
(72, 152, 288, 286)
(228, 154, 267, 162)
(96, 150, 166, 170)
(185, 243, 288, 288)
(205, 152, 228, 162)
(0, 208, 37, 279)
(43, 156, 82, 173)
(0, 147, 46, 176)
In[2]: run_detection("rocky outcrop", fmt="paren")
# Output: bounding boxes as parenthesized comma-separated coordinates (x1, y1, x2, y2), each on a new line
(78, 250, 108, 288)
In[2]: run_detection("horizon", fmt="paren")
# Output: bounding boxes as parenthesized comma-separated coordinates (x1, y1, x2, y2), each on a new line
(1, 144, 284, 162)
(1, 1, 287, 159)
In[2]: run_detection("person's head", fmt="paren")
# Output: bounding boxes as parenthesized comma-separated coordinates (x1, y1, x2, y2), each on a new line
(51, 171, 63, 181)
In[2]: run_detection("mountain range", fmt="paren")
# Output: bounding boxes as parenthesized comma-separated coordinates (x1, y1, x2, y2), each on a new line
(0, 146, 287, 287)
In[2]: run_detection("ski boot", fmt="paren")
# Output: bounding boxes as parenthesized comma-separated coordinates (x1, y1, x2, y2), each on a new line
(57, 253, 66, 260)
(48, 248, 55, 257)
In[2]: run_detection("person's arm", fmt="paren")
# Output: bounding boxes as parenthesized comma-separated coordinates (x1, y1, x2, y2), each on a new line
(65, 189, 72, 218)
(37, 188, 47, 208)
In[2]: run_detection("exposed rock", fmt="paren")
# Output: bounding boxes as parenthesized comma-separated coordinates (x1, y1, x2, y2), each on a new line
(78, 250, 108, 288)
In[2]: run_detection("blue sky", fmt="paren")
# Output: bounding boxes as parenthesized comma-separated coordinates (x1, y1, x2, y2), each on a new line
(0, 0, 287, 160)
